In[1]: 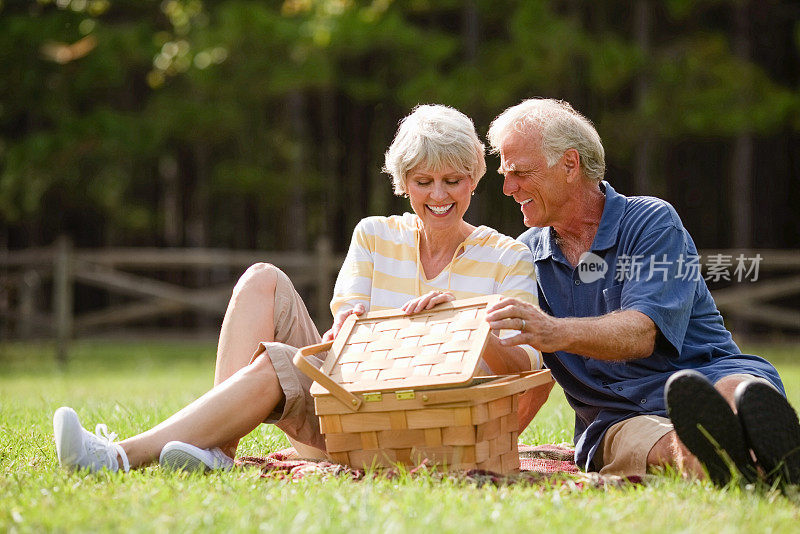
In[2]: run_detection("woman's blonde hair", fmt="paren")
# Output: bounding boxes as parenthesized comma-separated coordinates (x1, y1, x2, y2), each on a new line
(383, 104, 486, 195)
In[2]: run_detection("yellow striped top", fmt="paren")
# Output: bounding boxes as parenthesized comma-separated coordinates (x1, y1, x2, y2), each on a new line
(330, 213, 540, 369)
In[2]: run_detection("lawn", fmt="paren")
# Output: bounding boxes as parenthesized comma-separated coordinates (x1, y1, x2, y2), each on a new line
(2, 341, 800, 532)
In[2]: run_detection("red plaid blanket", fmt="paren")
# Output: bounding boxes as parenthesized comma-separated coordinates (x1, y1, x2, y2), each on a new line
(237, 444, 645, 489)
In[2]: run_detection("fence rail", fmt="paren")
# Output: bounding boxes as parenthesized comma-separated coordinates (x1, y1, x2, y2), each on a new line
(1, 239, 798, 362)
(0, 237, 344, 362)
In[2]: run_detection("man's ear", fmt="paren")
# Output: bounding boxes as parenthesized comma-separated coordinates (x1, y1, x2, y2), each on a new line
(563, 148, 580, 182)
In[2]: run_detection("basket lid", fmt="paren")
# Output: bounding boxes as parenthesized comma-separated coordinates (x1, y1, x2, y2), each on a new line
(311, 295, 500, 396)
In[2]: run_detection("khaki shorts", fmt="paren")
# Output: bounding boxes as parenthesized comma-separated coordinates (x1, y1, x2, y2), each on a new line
(594, 414, 673, 477)
(594, 373, 771, 477)
(248, 268, 327, 452)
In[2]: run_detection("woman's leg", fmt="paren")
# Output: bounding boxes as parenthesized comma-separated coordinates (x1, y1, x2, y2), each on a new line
(212, 263, 325, 458)
(119, 352, 283, 468)
(55, 264, 324, 471)
(517, 380, 555, 433)
(214, 263, 281, 386)
(212, 263, 282, 457)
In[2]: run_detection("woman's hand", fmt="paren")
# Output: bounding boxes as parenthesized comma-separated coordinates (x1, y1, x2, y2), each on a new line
(402, 290, 455, 315)
(322, 303, 366, 342)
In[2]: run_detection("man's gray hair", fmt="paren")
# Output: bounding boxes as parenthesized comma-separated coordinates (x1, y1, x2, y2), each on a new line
(487, 98, 605, 182)
(383, 104, 486, 195)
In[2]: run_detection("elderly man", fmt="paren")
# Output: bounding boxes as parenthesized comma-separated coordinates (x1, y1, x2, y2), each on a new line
(485, 98, 800, 487)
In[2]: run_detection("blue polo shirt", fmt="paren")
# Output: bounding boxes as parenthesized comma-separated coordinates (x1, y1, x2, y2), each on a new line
(518, 181, 783, 471)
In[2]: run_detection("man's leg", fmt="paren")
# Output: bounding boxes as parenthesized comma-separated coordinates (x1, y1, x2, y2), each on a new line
(597, 374, 755, 479)
(661, 371, 759, 484)
(647, 429, 705, 478)
(595, 415, 676, 477)
(602, 372, 797, 484)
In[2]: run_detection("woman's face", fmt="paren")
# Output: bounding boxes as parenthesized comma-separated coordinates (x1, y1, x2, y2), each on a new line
(405, 166, 475, 232)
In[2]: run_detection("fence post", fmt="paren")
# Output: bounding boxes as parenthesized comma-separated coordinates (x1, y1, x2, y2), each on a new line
(315, 236, 333, 331)
(53, 236, 74, 365)
(18, 270, 41, 338)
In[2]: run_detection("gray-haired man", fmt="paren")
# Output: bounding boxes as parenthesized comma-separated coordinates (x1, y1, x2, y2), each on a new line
(485, 97, 800, 488)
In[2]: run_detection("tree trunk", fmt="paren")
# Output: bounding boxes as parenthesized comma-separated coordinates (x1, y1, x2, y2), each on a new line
(287, 91, 308, 250)
(731, 2, 753, 249)
(633, 0, 653, 196)
(727, 1, 755, 339)
(188, 144, 213, 330)
(461, 0, 485, 225)
(159, 154, 181, 247)
(320, 89, 338, 246)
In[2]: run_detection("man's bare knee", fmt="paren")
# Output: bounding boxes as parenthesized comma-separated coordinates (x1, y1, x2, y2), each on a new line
(713, 375, 749, 409)
(647, 431, 677, 467)
(648, 430, 704, 478)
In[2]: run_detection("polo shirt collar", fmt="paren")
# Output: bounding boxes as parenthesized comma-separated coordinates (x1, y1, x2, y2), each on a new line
(531, 227, 559, 262)
(531, 180, 625, 262)
(591, 181, 626, 252)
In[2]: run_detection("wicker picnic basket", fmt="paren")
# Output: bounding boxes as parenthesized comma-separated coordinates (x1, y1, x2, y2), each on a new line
(293, 295, 553, 473)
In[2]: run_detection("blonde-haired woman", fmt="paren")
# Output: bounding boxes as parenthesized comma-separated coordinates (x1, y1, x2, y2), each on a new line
(53, 104, 548, 473)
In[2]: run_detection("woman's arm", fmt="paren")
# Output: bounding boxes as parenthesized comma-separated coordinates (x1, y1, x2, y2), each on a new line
(328, 220, 374, 336)
(321, 303, 365, 342)
(481, 334, 534, 374)
(491, 244, 541, 371)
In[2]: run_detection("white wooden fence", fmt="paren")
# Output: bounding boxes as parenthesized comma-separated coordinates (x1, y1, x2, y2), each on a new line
(0, 237, 343, 362)
(1, 239, 798, 362)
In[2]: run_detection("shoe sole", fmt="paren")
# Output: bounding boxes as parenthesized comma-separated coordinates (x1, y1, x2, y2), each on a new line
(53, 407, 80, 469)
(736, 381, 800, 486)
(665, 370, 757, 486)
(160, 447, 212, 473)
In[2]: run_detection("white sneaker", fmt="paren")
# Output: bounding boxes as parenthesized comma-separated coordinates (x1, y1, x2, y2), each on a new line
(159, 441, 234, 473)
(53, 407, 130, 473)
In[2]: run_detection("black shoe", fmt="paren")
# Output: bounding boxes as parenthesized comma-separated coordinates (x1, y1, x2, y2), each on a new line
(735, 380, 800, 487)
(665, 369, 758, 486)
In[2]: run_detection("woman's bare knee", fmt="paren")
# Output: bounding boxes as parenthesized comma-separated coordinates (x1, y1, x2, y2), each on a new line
(232, 263, 280, 300)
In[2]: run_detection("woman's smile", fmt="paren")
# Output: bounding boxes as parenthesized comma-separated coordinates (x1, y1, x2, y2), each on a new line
(427, 203, 454, 216)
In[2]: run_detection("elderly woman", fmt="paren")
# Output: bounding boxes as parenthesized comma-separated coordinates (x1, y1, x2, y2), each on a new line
(53, 105, 548, 473)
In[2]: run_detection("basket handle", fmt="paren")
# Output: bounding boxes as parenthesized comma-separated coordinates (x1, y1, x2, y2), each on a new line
(293, 342, 362, 412)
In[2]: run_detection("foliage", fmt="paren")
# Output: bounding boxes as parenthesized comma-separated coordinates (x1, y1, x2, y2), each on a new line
(0, 0, 798, 249)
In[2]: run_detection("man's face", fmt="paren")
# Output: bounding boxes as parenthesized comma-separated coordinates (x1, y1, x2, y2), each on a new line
(498, 132, 567, 228)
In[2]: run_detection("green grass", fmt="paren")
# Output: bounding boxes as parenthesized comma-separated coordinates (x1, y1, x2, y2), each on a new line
(2, 341, 800, 532)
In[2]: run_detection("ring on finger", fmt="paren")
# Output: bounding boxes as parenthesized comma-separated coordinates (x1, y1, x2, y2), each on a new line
(520, 319, 526, 331)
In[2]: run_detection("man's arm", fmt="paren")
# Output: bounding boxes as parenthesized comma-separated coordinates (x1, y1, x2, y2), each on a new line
(486, 298, 657, 361)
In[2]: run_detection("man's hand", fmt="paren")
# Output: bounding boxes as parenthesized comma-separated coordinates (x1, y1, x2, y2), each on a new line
(402, 290, 455, 315)
(322, 303, 366, 342)
(486, 297, 657, 360)
(486, 297, 563, 353)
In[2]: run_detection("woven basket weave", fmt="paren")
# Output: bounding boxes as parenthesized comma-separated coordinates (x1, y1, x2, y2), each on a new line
(294, 295, 553, 472)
